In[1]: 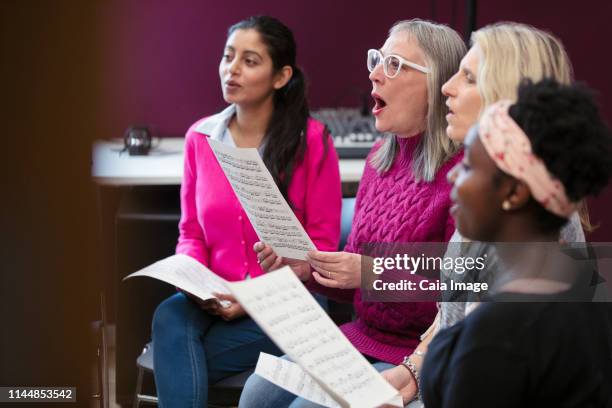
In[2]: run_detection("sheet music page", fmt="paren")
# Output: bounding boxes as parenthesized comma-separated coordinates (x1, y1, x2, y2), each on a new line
(227, 267, 402, 408)
(207, 138, 315, 260)
(123, 254, 231, 307)
(255, 353, 340, 408)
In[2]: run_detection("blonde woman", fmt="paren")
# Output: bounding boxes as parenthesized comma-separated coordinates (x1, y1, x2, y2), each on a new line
(381, 22, 588, 406)
(241, 19, 465, 408)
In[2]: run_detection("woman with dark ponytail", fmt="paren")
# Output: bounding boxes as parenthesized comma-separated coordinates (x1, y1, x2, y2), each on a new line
(151, 16, 341, 407)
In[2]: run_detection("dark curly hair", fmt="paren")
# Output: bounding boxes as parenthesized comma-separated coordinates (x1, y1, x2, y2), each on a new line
(507, 78, 612, 233)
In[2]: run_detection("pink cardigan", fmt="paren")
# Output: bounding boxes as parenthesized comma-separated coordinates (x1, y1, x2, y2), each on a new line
(176, 112, 342, 282)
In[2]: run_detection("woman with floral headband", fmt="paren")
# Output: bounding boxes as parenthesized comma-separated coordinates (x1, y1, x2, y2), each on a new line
(421, 79, 612, 407)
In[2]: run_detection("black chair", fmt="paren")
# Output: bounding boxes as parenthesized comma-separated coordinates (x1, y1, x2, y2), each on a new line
(133, 197, 357, 407)
(134, 341, 255, 407)
(133, 342, 157, 407)
(92, 293, 110, 408)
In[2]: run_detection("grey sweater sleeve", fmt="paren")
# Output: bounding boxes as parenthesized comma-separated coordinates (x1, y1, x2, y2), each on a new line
(560, 211, 585, 243)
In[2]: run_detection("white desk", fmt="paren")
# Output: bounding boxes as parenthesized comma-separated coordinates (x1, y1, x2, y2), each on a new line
(92, 138, 366, 186)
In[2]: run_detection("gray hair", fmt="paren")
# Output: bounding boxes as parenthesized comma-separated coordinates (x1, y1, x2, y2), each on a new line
(371, 19, 466, 181)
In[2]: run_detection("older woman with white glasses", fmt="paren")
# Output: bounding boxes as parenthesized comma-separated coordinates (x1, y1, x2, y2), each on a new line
(367, 48, 432, 76)
(241, 19, 465, 408)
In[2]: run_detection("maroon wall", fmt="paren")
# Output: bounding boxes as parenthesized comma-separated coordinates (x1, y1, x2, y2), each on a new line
(100, 0, 435, 137)
(99, 0, 612, 240)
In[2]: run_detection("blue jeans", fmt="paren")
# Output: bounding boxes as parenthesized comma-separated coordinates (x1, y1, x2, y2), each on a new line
(152, 292, 282, 407)
(239, 356, 397, 408)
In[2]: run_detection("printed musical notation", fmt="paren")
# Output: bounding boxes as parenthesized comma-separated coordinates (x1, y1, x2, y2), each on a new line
(208, 139, 315, 260)
(226, 267, 403, 408)
(255, 353, 340, 408)
(123, 254, 231, 307)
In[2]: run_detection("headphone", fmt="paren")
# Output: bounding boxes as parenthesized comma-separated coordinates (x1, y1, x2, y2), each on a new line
(122, 126, 152, 155)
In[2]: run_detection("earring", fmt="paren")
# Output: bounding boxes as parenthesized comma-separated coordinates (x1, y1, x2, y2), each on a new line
(502, 200, 512, 211)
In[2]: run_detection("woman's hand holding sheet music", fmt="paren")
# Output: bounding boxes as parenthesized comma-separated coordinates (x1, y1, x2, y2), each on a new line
(307, 250, 363, 289)
(211, 293, 246, 321)
(180, 290, 220, 312)
(254, 241, 312, 281)
(180, 290, 245, 321)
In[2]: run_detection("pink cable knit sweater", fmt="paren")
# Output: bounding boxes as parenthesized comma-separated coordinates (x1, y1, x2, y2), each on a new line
(310, 135, 462, 364)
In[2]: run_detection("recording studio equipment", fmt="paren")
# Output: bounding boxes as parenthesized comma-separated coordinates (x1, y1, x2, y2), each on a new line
(311, 108, 385, 159)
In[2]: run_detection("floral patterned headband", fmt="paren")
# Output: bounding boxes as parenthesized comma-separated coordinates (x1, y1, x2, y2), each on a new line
(478, 100, 577, 218)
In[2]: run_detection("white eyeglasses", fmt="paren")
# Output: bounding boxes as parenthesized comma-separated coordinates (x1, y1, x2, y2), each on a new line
(367, 49, 430, 77)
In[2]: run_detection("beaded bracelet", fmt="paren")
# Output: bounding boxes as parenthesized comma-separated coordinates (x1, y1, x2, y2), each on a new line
(401, 355, 422, 400)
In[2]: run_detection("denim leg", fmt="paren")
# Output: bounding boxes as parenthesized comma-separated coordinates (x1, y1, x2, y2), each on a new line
(152, 292, 214, 408)
(287, 393, 327, 408)
(204, 315, 282, 384)
(371, 361, 395, 372)
(152, 290, 327, 407)
(238, 355, 297, 408)
(153, 292, 284, 407)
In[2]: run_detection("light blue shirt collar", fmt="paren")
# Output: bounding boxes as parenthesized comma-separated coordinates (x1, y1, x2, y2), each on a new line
(194, 104, 236, 141)
(194, 104, 266, 155)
